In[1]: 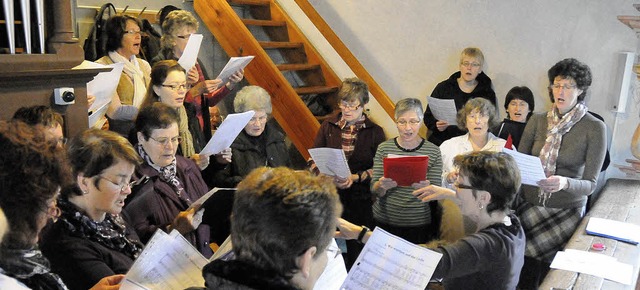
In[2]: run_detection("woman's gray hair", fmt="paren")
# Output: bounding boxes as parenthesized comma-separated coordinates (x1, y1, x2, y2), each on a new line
(234, 86, 273, 114)
(456, 98, 499, 131)
(394, 98, 424, 121)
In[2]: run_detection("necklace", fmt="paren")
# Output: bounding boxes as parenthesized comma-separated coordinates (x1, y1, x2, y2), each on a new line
(394, 137, 425, 152)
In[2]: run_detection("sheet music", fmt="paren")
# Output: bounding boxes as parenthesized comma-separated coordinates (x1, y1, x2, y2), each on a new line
(188, 188, 236, 228)
(216, 56, 255, 85)
(501, 148, 546, 186)
(313, 239, 348, 290)
(550, 249, 633, 285)
(200, 111, 255, 155)
(586, 217, 640, 244)
(120, 230, 208, 290)
(177, 34, 203, 70)
(308, 148, 351, 178)
(341, 228, 442, 290)
(427, 97, 457, 125)
(73, 61, 123, 128)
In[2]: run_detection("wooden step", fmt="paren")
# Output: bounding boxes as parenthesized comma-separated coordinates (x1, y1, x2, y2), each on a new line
(294, 85, 338, 95)
(228, 0, 270, 6)
(242, 19, 286, 27)
(277, 63, 319, 71)
(259, 41, 303, 49)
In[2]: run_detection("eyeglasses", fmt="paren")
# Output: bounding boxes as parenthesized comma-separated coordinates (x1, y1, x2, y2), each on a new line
(125, 30, 141, 36)
(396, 119, 421, 127)
(176, 34, 192, 40)
(339, 102, 361, 111)
(453, 182, 477, 191)
(461, 61, 481, 68)
(98, 175, 137, 192)
(43, 198, 61, 222)
(162, 83, 190, 91)
(549, 84, 577, 91)
(326, 243, 342, 259)
(249, 115, 268, 124)
(149, 135, 182, 147)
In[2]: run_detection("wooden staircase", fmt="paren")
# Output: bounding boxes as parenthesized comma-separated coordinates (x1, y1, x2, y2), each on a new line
(195, 0, 344, 159)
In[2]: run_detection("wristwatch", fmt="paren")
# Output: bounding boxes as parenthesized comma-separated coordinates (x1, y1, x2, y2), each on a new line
(357, 226, 370, 244)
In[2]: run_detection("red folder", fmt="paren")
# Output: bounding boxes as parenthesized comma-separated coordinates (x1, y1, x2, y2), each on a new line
(383, 155, 429, 186)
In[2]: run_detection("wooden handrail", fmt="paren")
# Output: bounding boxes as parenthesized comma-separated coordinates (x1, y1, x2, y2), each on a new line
(292, 0, 395, 118)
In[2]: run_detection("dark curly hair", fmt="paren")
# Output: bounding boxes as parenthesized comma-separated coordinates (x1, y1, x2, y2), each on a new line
(105, 14, 142, 53)
(547, 58, 592, 103)
(0, 121, 71, 248)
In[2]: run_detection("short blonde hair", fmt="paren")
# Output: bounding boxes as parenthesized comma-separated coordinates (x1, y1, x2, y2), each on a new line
(234, 86, 272, 114)
(460, 47, 485, 67)
(456, 98, 499, 131)
(161, 10, 199, 51)
(338, 77, 369, 105)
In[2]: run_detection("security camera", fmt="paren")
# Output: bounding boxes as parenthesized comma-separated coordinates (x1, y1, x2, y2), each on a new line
(54, 87, 75, 105)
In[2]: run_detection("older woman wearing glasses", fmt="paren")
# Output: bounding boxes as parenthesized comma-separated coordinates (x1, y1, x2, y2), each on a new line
(152, 10, 243, 141)
(214, 85, 291, 188)
(124, 103, 214, 257)
(140, 60, 231, 178)
(0, 121, 125, 290)
(307, 77, 385, 269)
(516, 58, 606, 289)
(370, 98, 442, 244)
(40, 129, 144, 290)
(97, 15, 152, 136)
(424, 47, 497, 146)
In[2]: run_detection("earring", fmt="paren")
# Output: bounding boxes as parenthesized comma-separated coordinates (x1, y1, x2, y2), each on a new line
(82, 190, 88, 195)
(478, 203, 484, 210)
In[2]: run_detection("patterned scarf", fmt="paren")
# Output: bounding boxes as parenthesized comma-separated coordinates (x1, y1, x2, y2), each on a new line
(108, 51, 147, 108)
(337, 114, 366, 159)
(177, 106, 196, 158)
(538, 102, 587, 206)
(136, 143, 184, 196)
(0, 246, 68, 290)
(56, 199, 143, 260)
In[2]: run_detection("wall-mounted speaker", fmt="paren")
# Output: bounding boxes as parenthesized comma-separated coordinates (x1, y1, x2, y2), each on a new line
(611, 51, 635, 113)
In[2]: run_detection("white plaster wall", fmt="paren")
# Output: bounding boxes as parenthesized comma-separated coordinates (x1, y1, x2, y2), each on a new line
(280, 0, 640, 181)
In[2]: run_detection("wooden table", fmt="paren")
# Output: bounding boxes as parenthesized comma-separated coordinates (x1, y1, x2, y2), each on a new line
(541, 178, 640, 290)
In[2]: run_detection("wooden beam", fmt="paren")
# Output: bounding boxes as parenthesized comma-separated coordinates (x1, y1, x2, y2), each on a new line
(292, 0, 396, 118)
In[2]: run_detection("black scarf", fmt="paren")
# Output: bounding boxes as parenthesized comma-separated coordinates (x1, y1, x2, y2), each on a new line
(0, 246, 68, 290)
(57, 199, 143, 260)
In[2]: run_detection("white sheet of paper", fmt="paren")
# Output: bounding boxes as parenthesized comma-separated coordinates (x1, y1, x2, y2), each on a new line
(501, 148, 546, 186)
(550, 250, 633, 285)
(178, 34, 203, 70)
(313, 239, 348, 290)
(121, 230, 208, 290)
(88, 101, 109, 128)
(73, 61, 123, 129)
(586, 217, 640, 243)
(427, 97, 458, 125)
(341, 228, 442, 290)
(308, 148, 351, 178)
(200, 111, 255, 155)
(216, 56, 255, 85)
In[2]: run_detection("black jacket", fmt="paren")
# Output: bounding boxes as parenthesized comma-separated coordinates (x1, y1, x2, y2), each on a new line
(424, 71, 496, 146)
(214, 122, 291, 187)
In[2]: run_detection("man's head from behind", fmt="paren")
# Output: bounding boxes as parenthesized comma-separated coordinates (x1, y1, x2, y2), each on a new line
(231, 167, 342, 289)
